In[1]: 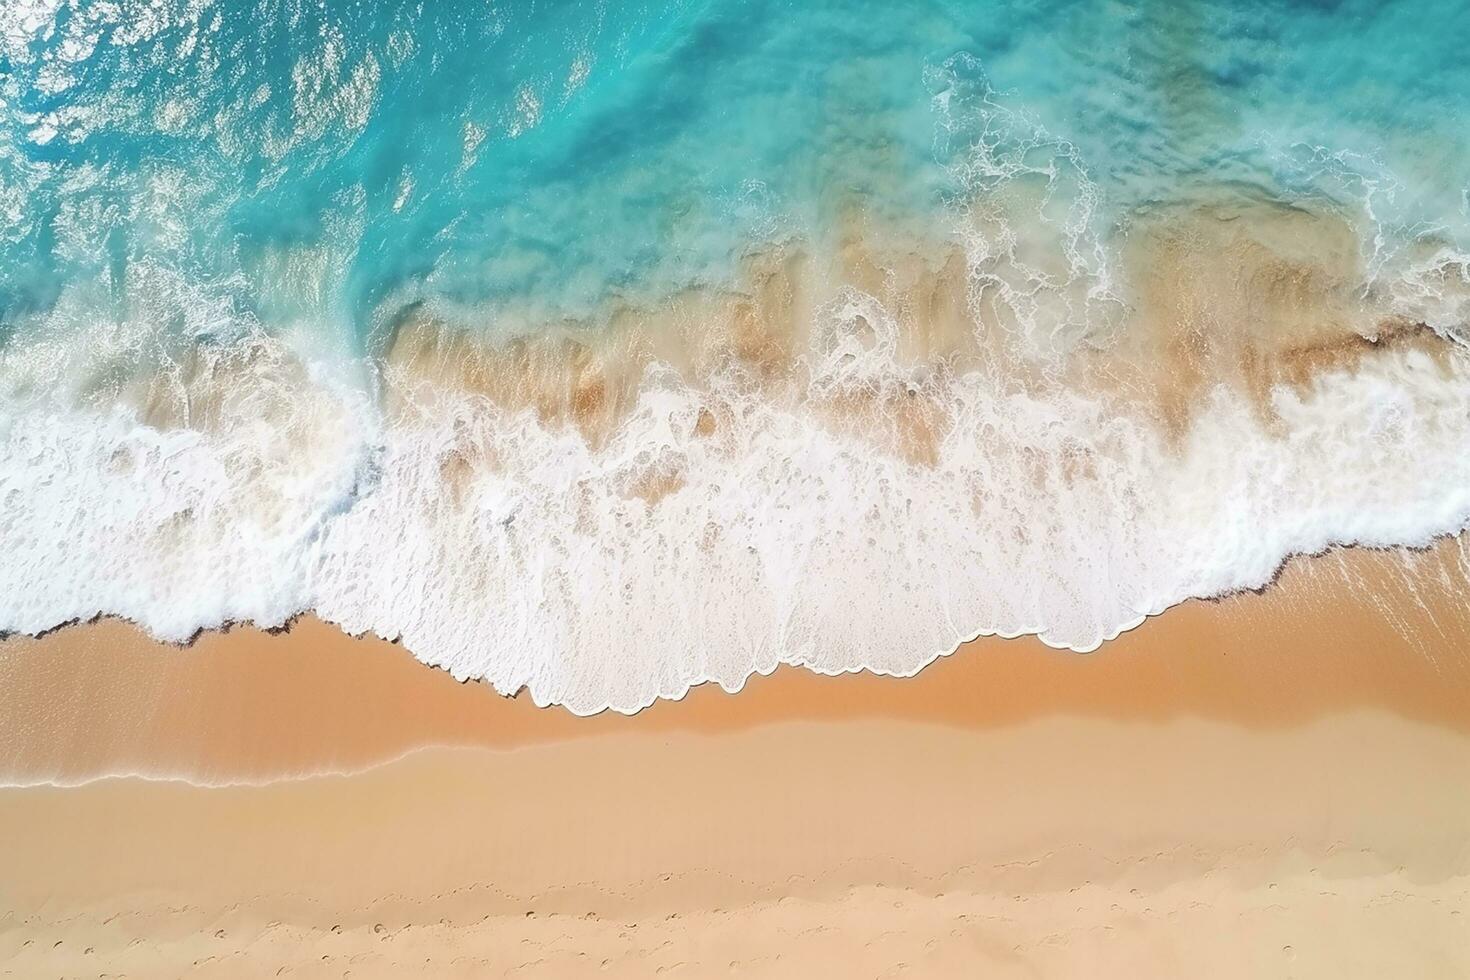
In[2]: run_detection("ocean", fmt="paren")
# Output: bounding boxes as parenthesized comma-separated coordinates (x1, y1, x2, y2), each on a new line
(2, 0, 1469, 712)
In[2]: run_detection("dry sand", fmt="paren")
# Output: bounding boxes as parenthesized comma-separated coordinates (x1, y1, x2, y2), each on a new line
(1, 542, 1469, 977)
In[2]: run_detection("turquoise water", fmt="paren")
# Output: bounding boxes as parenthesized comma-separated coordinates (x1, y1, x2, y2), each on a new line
(4, 0, 1467, 341)
(3, 0, 1470, 713)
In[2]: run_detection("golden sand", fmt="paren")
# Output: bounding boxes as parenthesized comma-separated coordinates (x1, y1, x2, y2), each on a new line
(3, 715, 1467, 979)
(0, 542, 1468, 977)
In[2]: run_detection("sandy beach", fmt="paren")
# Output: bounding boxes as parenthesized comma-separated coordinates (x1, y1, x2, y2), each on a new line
(5, 3, 1470, 976)
(1, 542, 1469, 977)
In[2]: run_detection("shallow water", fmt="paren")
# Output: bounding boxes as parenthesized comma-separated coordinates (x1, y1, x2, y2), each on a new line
(2, 0, 1469, 712)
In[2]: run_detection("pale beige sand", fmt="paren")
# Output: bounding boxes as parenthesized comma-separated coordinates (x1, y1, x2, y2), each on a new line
(1, 543, 1469, 977)
(1, 716, 1468, 978)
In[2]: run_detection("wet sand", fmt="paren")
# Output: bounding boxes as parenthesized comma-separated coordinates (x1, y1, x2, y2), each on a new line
(1, 542, 1469, 977)
(3, 541, 1470, 785)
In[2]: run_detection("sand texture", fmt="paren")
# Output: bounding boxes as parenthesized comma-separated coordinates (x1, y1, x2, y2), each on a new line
(1, 543, 1469, 977)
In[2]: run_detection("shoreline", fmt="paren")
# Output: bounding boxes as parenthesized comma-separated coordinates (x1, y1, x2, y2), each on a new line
(1, 537, 1469, 787)
(9, 203, 1470, 718)
(2, 540, 1469, 976)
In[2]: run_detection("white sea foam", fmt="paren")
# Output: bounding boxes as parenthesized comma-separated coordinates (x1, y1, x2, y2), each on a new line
(2, 276, 1469, 714)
